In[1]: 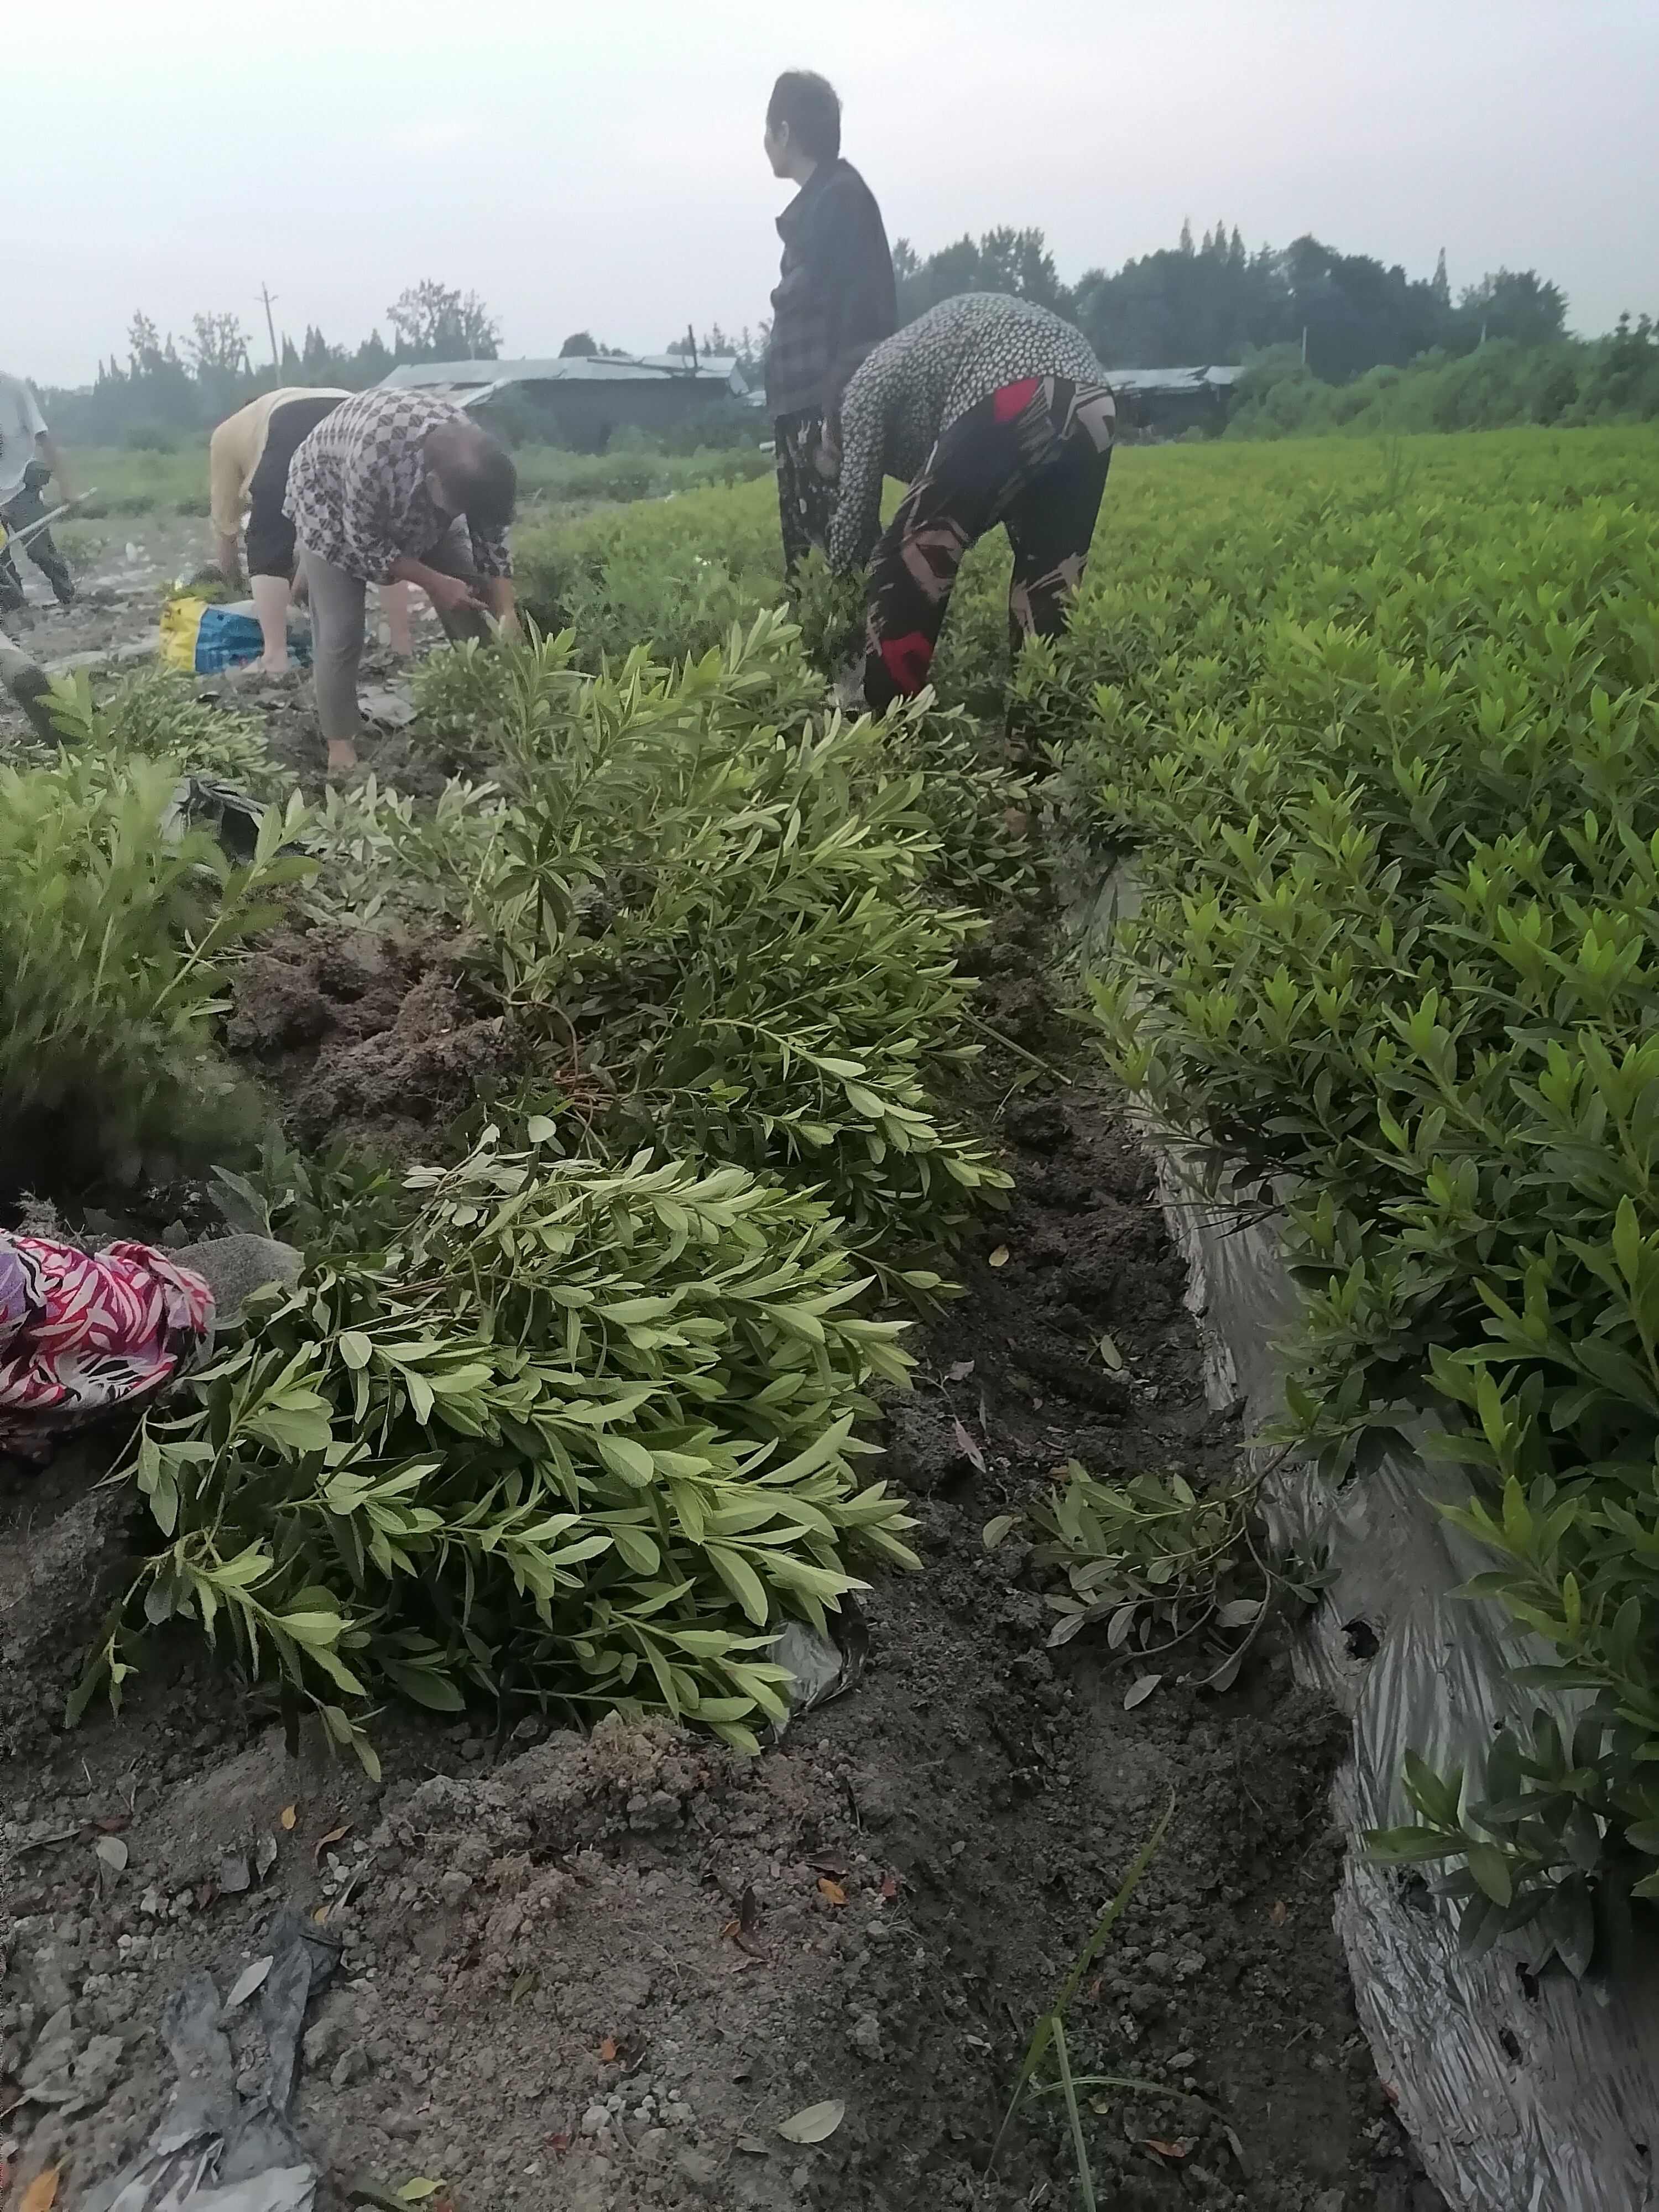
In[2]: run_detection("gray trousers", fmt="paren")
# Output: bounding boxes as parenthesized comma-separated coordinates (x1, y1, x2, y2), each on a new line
(301, 523, 490, 743)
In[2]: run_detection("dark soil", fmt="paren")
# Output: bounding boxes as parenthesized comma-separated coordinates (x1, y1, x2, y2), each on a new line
(227, 927, 518, 1154)
(0, 1063, 1442, 2212)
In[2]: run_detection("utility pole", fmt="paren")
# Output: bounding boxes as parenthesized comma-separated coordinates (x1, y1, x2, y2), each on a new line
(686, 322, 698, 373)
(259, 284, 280, 373)
(1300, 324, 1308, 366)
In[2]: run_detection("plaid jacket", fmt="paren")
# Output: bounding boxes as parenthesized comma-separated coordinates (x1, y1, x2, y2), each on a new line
(765, 159, 897, 422)
(285, 386, 512, 585)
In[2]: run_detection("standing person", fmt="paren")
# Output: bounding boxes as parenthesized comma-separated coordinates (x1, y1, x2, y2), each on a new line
(829, 293, 1116, 714)
(211, 388, 413, 674)
(285, 385, 518, 774)
(0, 369, 76, 614)
(763, 68, 895, 577)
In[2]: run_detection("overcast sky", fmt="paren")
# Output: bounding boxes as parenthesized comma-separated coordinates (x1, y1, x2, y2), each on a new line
(9, 0, 1657, 387)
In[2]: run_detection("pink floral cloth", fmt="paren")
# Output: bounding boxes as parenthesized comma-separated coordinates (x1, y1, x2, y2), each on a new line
(0, 1234, 215, 1462)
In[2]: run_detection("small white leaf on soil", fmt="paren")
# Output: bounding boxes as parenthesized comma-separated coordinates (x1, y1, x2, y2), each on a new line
(93, 1835, 128, 1874)
(254, 1833, 279, 1879)
(226, 1956, 273, 2007)
(951, 1419, 985, 1473)
(1098, 1331, 1125, 1371)
(946, 1359, 975, 1381)
(396, 2181, 446, 2203)
(987, 1246, 1010, 1269)
(778, 2099, 846, 2144)
(982, 1515, 1014, 1551)
(1124, 1672, 1162, 1709)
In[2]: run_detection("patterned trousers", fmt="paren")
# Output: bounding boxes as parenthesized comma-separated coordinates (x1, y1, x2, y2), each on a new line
(773, 410, 838, 577)
(862, 376, 1115, 712)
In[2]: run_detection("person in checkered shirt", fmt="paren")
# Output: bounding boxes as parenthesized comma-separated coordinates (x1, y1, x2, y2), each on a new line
(286, 385, 518, 773)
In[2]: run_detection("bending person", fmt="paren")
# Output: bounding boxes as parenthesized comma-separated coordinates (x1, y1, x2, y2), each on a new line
(285, 387, 518, 773)
(209, 387, 411, 672)
(829, 294, 1115, 714)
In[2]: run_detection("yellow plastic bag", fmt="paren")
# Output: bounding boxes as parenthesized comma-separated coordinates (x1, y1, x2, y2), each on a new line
(159, 594, 207, 672)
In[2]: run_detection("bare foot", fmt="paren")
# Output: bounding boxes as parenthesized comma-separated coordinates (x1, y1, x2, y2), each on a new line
(326, 738, 359, 775)
(253, 655, 290, 676)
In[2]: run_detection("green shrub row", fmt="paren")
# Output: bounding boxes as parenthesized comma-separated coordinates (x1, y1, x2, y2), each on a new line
(1055, 426, 1659, 1960)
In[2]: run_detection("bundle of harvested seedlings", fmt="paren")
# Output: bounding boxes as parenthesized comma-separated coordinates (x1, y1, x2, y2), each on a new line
(77, 1126, 917, 1768)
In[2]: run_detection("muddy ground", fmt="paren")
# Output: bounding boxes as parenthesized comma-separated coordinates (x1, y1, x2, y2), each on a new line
(0, 516, 447, 786)
(0, 583, 1446, 2212)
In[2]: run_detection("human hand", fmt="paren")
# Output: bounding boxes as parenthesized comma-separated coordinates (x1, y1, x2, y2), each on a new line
(424, 571, 487, 618)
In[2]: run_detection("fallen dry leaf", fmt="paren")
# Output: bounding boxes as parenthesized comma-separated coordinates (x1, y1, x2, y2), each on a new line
(312, 1905, 330, 1925)
(951, 1418, 987, 1474)
(987, 1246, 1010, 1269)
(20, 2166, 60, 2211)
(547, 2133, 572, 2154)
(1145, 2137, 1188, 2161)
(946, 1358, 975, 1382)
(816, 1876, 848, 1907)
(227, 1956, 274, 2008)
(314, 1822, 352, 1866)
(280, 1804, 298, 1831)
(92, 1834, 128, 1875)
(778, 2099, 845, 2145)
(93, 1813, 129, 1835)
(1270, 1899, 1288, 1926)
(598, 2037, 619, 2064)
(878, 1873, 900, 1902)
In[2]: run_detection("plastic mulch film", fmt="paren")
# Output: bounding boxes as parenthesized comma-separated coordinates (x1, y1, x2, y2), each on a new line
(1076, 859, 1659, 2212)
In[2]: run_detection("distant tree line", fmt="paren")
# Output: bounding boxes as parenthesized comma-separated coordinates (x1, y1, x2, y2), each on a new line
(40, 280, 501, 446)
(892, 220, 1575, 379)
(36, 218, 1642, 450)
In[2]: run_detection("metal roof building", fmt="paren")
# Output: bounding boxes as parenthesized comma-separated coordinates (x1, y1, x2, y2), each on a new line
(377, 353, 759, 448)
(379, 353, 750, 403)
(1104, 364, 1240, 434)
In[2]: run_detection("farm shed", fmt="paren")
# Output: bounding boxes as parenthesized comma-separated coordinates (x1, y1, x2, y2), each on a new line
(379, 353, 755, 449)
(1108, 363, 1239, 436)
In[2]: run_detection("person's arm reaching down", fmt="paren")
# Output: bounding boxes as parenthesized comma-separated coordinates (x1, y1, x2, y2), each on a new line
(207, 420, 243, 581)
(467, 523, 520, 635)
(828, 374, 885, 573)
(387, 551, 486, 619)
